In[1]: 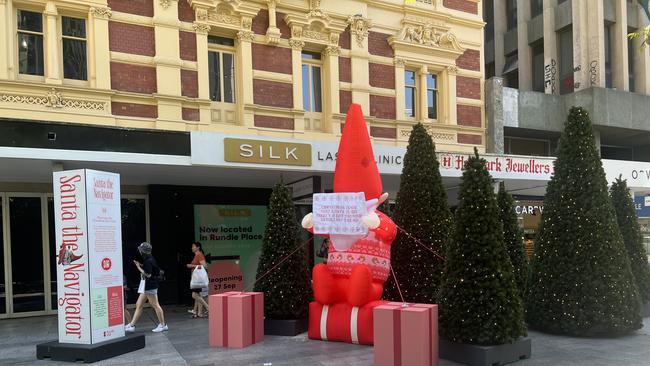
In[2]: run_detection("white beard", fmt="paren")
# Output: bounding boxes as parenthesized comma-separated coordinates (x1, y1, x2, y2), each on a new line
(330, 234, 364, 251)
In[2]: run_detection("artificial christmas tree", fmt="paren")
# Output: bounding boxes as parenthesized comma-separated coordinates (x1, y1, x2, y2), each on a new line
(610, 177, 650, 307)
(497, 182, 529, 299)
(438, 148, 526, 346)
(526, 107, 642, 336)
(254, 182, 311, 335)
(384, 123, 452, 304)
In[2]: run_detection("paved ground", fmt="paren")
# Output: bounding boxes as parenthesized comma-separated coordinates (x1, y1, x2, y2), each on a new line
(1, 307, 649, 365)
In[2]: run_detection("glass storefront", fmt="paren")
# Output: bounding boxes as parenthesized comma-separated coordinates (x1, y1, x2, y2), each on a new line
(0, 192, 149, 317)
(514, 199, 544, 260)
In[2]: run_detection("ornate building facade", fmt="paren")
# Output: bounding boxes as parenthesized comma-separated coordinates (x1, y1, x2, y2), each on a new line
(0, 0, 485, 150)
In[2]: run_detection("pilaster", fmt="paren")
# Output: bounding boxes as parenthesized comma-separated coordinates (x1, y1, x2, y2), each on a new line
(322, 46, 340, 133)
(394, 58, 405, 120)
(265, 0, 281, 44)
(349, 19, 370, 113)
(612, 0, 628, 90)
(44, 1, 61, 84)
(237, 29, 255, 127)
(543, 0, 559, 94)
(194, 22, 211, 123)
(290, 39, 305, 132)
(633, 11, 650, 93)
(0, 0, 8, 79)
(517, 0, 532, 91)
(418, 65, 427, 121)
(493, 0, 507, 77)
(446, 66, 457, 125)
(89, 6, 112, 90)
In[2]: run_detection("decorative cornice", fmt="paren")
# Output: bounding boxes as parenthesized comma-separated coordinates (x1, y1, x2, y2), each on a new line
(195, 8, 208, 21)
(347, 15, 372, 48)
(89, 6, 112, 19)
(209, 11, 240, 26)
(193, 22, 211, 34)
(289, 38, 305, 50)
(1, 89, 107, 111)
(446, 64, 458, 74)
(393, 58, 406, 67)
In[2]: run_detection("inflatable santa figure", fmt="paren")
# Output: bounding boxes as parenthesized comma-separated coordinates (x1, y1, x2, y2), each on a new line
(302, 103, 397, 307)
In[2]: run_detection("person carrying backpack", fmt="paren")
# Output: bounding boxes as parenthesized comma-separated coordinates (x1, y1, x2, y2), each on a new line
(125, 242, 168, 333)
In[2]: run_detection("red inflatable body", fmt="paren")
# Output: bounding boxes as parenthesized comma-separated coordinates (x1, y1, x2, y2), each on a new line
(305, 103, 397, 345)
(308, 300, 389, 345)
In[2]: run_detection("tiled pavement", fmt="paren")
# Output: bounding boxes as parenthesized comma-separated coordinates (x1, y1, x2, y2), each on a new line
(1, 307, 649, 365)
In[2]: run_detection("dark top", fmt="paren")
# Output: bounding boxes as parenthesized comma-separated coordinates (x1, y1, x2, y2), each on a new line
(142, 256, 160, 290)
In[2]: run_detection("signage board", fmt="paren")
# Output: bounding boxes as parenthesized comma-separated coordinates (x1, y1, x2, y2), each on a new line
(224, 138, 311, 166)
(634, 195, 650, 217)
(288, 176, 321, 200)
(53, 169, 124, 345)
(312, 192, 367, 235)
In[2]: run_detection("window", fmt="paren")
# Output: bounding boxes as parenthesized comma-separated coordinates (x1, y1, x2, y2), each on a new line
(604, 23, 612, 88)
(426, 74, 437, 119)
(505, 137, 550, 156)
(531, 0, 543, 18)
(404, 70, 417, 118)
(532, 42, 544, 92)
(208, 36, 235, 103)
(506, 0, 517, 31)
(558, 28, 573, 94)
(17, 10, 44, 76)
(62, 17, 87, 80)
(503, 52, 519, 89)
(302, 51, 322, 113)
(628, 28, 635, 92)
(484, 0, 494, 42)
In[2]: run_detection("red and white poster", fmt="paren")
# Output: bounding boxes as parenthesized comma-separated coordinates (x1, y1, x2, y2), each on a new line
(53, 169, 124, 345)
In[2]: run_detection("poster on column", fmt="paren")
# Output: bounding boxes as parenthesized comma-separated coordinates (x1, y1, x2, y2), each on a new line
(194, 205, 266, 291)
(53, 169, 124, 345)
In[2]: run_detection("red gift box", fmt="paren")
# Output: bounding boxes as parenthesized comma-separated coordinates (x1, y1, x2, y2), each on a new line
(208, 291, 264, 348)
(373, 302, 438, 366)
(308, 300, 388, 345)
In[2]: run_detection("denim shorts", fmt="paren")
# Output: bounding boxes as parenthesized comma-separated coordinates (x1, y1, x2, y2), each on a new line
(145, 289, 158, 295)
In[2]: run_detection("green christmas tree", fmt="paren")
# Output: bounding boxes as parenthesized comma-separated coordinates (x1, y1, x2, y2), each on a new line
(254, 182, 311, 319)
(384, 123, 452, 304)
(610, 177, 650, 304)
(496, 182, 529, 299)
(438, 148, 526, 345)
(526, 107, 642, 336)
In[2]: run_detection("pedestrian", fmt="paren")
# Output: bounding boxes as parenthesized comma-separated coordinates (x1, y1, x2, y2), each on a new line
(125, 242, 168, 333)
(187, 241, 210, 318)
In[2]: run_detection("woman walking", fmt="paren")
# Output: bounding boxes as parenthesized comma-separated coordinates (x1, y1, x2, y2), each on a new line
(125, 242, 168, 333)
(187, 241, 210, 318)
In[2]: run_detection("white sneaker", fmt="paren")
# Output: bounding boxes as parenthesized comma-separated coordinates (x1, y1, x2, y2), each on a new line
(125, 324, 135, 333)
(188, 309, 196, 314)
(152, 324, 168, 333)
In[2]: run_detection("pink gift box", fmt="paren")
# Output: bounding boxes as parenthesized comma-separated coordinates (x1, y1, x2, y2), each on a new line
(209, 291, 264, 348)
(373, 302, 438, 366)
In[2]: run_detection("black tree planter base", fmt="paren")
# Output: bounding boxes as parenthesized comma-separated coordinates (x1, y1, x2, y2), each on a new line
(36, 334, 145, 363)
(264, 318, 308, 336)
(439, 337, 531, 366)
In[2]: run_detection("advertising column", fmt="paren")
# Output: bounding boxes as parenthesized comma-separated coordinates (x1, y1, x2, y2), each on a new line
(53, 169, 124, 345)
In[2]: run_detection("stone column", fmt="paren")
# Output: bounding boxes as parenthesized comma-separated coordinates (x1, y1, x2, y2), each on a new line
(446, 65, 457, 125)
(348, 17, 370, 113)
(0, 0, 9, 79)
(88, 6, 112, 89)
(612, 0, 628, 91)
(153, 0, 182, 124)
(237, 29, 255, 127)
(194, 21, 211, 123)
(394, 58, 405, 120)
(573, 0, 605, 91)
(290, 38, 305, 132)
(322, 45, 340, 133)
(632, 12, 650, 94)
(44, 1, 61, 84)
(543, 0, 559, 94)
(265, 0, 281, 44)
(418, 65, 428, 121)
(517, 0, 532, 91)
(486, 77, 505, 154)
(493, 0, 507, 76)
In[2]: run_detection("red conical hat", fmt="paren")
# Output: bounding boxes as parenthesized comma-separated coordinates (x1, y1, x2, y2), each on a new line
(333, 103, 382, 200)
